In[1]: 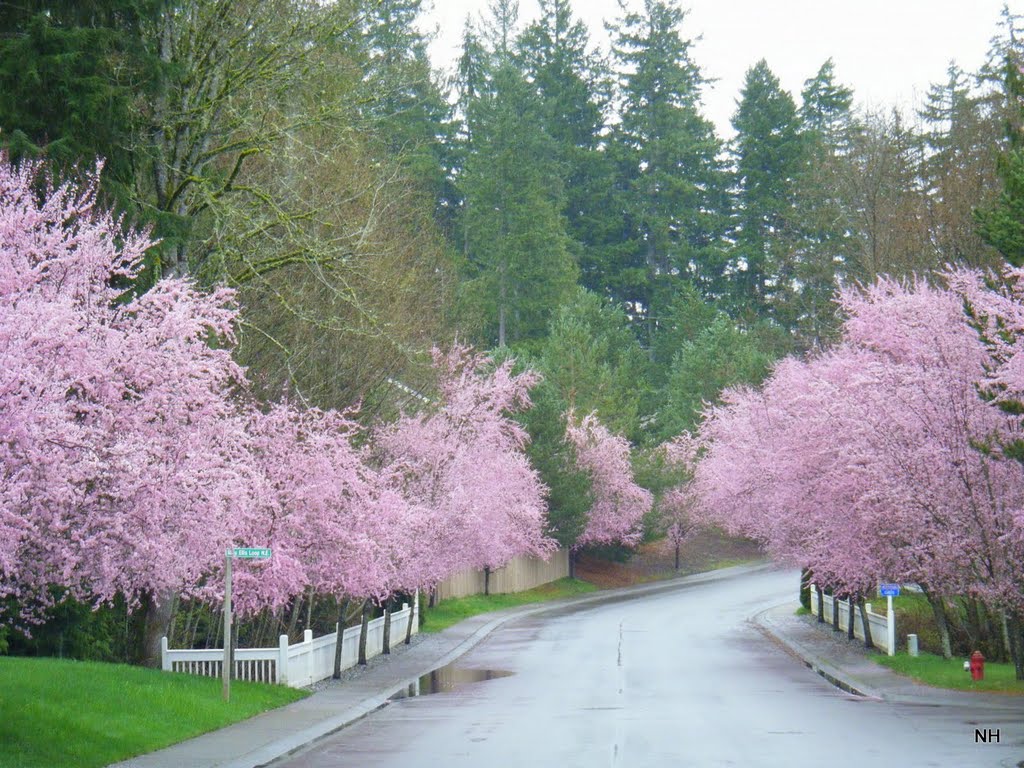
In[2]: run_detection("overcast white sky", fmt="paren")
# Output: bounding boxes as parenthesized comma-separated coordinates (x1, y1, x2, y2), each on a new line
(420, 0, 1022, 137)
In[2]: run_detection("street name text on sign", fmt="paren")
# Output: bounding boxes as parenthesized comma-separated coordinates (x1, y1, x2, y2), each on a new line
(231, 547, 272, 559)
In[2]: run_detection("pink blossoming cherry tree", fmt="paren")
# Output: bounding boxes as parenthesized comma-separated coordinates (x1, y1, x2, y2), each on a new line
(377, 346, 555, 597)
(565, 412, 650, 549)
(692, 276, 1024, 674)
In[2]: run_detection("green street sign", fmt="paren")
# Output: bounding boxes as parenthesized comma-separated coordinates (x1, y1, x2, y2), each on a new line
(231, 547, 272, 559)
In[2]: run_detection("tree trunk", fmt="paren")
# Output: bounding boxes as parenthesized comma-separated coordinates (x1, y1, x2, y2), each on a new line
(977, 600, 1004, 662)
(382, 601, 392, 655)
(1007, 612, 1024, 681)
(484, 566, 491, 596)
(213, 607, 223, 650)
(358, 599, 370, 666)
(569, 550, 576, 579)
(1002, 611, 1013, 662)
(287, 592, 303, 641)
(674, 543, 680, 571)
(799, 568, 811, 610)
(831, 589, 840, 630)
(206, 605, 218, 648)
(257, 610, 273, 648)
(857, 595, 874, 649)
(919, 585, 952, 659)
(645, 240, 657, 361)
(815, 584, 824, 624)
(963, 598, 992, 660)
(405, 591, 416, 645)
(189, 604, 202, 647)
(179, 600, 196, 649)
(498, 269, 507, 348)
(847, 595, 855, 641)
(140, 590, 177, 667)
(963, 597, 980, 653)
(332, 598, 350, 679)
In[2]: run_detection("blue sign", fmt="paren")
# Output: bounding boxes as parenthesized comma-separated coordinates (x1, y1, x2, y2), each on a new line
(880, 583, 900, 597)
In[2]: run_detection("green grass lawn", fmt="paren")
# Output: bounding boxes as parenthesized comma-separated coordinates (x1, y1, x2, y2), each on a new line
(876, 651, 1024, 694)
(420, 577, 598, 633)
(0, 656, 308, 768)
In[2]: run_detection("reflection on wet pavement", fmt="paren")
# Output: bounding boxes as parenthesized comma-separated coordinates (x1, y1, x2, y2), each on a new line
(389, 664, 513, 699)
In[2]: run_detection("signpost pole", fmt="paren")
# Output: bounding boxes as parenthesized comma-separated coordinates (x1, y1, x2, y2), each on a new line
(218, 547, 270, 701)
(887, 594, 895, 657)
(222, 550, 232, 702)
(880, 583, 899, 657)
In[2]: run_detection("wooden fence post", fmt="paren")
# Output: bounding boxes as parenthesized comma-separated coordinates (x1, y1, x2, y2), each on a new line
(304, 629, 314, 685)
(278, 634, 289, 686)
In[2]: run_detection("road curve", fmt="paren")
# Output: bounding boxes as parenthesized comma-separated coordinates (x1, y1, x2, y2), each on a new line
(273, 567, 1023, 768)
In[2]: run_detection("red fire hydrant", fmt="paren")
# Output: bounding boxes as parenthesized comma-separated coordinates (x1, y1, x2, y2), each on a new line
(970, 650, 985, 681)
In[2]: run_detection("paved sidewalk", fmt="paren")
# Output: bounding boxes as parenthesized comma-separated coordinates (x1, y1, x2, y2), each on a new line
(112, 563, 770, 768)
(752, 601, 1024, 711)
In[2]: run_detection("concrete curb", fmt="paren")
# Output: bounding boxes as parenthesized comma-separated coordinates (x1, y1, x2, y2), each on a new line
(750, 602, 1024, 713)
(749, 602, 883, 700)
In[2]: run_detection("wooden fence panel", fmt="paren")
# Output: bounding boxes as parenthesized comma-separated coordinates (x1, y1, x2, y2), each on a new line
(434, 568, 486, 601)
(435, 549, 570, 600)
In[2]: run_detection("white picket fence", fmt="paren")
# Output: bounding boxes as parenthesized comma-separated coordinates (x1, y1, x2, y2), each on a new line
(809, 584, 894, 654)
(161, 598, 418, 688)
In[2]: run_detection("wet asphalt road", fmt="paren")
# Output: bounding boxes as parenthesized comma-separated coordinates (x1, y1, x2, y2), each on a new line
(275, 568, 1024, 768)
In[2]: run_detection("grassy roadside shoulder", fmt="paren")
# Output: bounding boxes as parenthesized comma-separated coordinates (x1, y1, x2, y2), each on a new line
(419, 577, 598, 633)
(631, 557, 763, 586)
(874, 652, 1024, 694)
(858, 590, 1024, 693)
(0, 656, 308, 768)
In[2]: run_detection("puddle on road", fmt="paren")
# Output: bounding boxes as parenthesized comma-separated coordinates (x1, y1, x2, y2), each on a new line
(390, 665, 513, 699)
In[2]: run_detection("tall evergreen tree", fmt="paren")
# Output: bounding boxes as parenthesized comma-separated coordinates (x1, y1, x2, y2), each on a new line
(976, 54, 1024, 266)
(356, 0, 454, 210)
(0, 1, 159, 217)
(920, 63, 1001, 269)
(538, 287, 650, 440)
(456, 0, 576, 348)
(606, 0, 729, 358)
(518, 0, 614, 290)
(978, 3, 1024, 109)
(729, 59, 803, 327)
(521, 287, 649, 546)
(791, 59, 856, 346)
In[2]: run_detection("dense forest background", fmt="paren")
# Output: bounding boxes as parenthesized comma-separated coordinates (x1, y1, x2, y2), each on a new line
(4, 0, 1024, 660)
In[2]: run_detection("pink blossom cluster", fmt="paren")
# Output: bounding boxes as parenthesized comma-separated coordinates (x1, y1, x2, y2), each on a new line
(659, 432, 701, 548)
(692, 275, 1024, 611)
(565, 412, 650, 548)
(0, 159, 553, 618)
(947, 266, 1024, 410)
(0, 161, 251, 610)
(376, 346, 555, 581)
